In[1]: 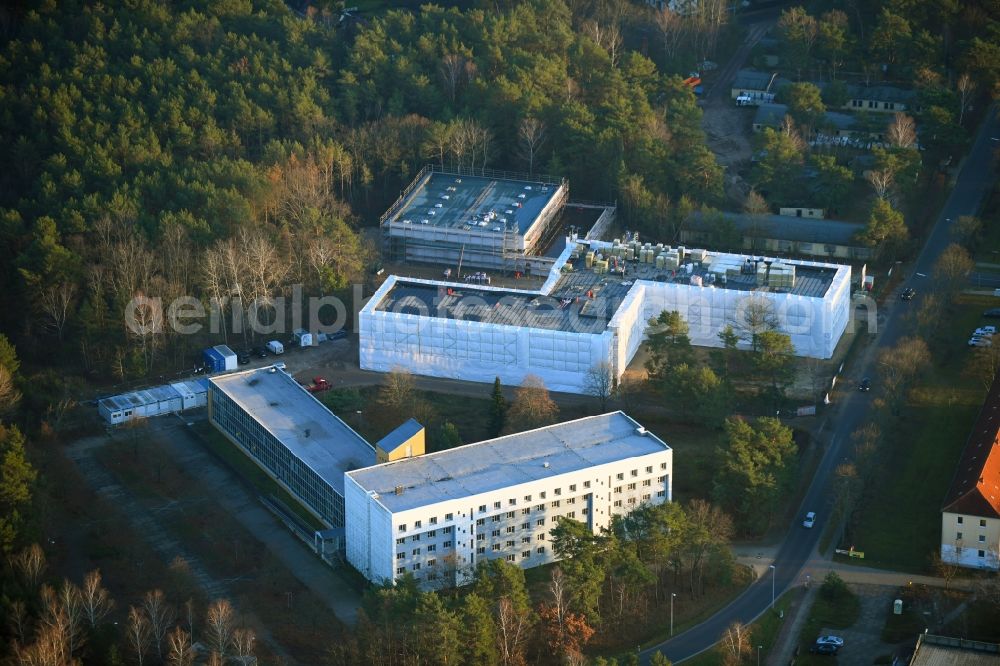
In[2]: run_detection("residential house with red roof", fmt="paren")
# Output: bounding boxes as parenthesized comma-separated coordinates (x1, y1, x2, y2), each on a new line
(940, 376, 1000, 570)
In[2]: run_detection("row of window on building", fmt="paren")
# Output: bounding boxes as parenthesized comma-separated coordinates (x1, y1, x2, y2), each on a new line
(395, 463, 668, 535)
(396, 547, 546, 576)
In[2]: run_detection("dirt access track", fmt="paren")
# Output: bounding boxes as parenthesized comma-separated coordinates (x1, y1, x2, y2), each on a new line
(700, 20, 774, 206)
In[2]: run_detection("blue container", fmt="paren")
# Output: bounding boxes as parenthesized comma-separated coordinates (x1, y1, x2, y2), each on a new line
(202, 347, 226, 373)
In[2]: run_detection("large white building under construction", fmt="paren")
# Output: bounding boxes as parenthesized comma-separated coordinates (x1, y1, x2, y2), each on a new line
(360, 238, 853, 394)
(380, 165, 570, 272)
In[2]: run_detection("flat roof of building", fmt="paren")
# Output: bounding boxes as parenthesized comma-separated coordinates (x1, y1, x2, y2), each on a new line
(347, 411, 670, 513)
(373, 243, 841, 333)
(99, 379, 208, 412)
(210, 367, 374, 494)
(755, 103, 892, 132)
(910, 636, 1000, 666)
(688, 211, 866, 246)
(387, 170, 561, 235)
(732, 69, 791, 92)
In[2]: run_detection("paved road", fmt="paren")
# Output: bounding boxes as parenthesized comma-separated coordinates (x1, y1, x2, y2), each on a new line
(642, 107, 1000, 665)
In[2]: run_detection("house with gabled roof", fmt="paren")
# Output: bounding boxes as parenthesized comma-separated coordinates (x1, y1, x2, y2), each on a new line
(940, 375, 1000, 570)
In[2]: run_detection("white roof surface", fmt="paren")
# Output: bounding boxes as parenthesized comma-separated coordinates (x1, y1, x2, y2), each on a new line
(347, 411, 670, 513)
(210, 367, 374, 493)
(99, 379, 208, 412)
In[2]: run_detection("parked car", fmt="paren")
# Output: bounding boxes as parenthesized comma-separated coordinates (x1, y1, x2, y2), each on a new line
(266, 340, 284, 355)
(810, 644, 839, 656)
(984, 309, 1000, 318)
(900, 287, 916, 301)
(974, 326, 997, 337)
(969, 336, 993, 347)
(816, 636, 845, 647)
(803, 511, 816, 528)
(252, 346, 268, 358)
(237, 351, 251, 365)
(858, 377, 871, 392)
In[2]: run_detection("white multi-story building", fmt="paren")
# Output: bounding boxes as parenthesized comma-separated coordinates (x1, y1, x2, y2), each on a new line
(344, 411, 672, 588)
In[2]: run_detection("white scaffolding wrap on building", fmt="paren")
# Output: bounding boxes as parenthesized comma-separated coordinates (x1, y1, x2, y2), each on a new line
(360, 240, 852, 394)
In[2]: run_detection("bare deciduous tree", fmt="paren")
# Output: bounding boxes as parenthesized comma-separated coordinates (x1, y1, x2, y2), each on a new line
(232, 627, 257, 660)
(8, 598, 29, 644)
(930, 550, 961, 590)
(957, 73, 976, 126)
(167, 627, 195, 666)
(933, 243, 974, 296)
(496, 596, 531, 666)
(878, 336, 930, 411)
(913, 292, 942, 337)
(126, 606, 151, 666)
(583, 20, 623, 67)
(718, 621, 751, 666)
(0, 365, 22, 415)
(205, 599, 235, 659)
(440, 54, 468, 103)
(743, 190, 770, 251)
(14, 623, 71, 666)
(780, 115, 805, 151)
(505, 374, 559, 433)
(36, 280, 77, 341)
(56, 582, 85, 657)
(15, 543, 46, 590)
(654, 7, 684, 61)
(964, 344, 1000, 393)
(866, 168, 894, 200)
(516, 118, 546, 177)
(583, 362, 616, 411)
(851, 423, 882, 481)
(732, 291, 779, 352)
(887, 113, 917, 149)
(81, 570, 114, 629)
(144, 589, 175, 660)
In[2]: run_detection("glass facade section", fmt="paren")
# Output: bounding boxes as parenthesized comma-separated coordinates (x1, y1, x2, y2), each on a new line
(210, 385, 343, 526)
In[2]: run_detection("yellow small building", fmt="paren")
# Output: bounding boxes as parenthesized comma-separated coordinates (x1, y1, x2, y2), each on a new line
(376, 418, 426, 464)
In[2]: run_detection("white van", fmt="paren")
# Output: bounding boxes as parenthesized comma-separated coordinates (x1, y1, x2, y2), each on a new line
(266, 340, 284, 355)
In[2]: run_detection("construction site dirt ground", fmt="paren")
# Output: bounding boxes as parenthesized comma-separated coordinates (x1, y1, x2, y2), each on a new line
(701, 95, 758, 206)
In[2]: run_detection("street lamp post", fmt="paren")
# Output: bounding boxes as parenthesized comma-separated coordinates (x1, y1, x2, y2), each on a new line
(757, 645, 763, 666)
(670, 592, 677, 636)
(769, 564, 776, 609)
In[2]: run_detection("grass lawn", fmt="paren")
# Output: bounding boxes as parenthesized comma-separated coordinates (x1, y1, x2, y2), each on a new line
(190, 421, 326, 531)
(941, 599, 1000, 642)
(881, 606, 928, 643)
(845, 294, 993, 572)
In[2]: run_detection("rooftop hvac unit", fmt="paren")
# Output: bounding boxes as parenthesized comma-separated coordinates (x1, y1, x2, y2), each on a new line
(395, 485, 404, 495)
(636, 427, 647, 435)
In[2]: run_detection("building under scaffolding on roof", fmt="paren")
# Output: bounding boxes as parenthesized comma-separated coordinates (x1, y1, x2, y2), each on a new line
(380, 165, 569, 273)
